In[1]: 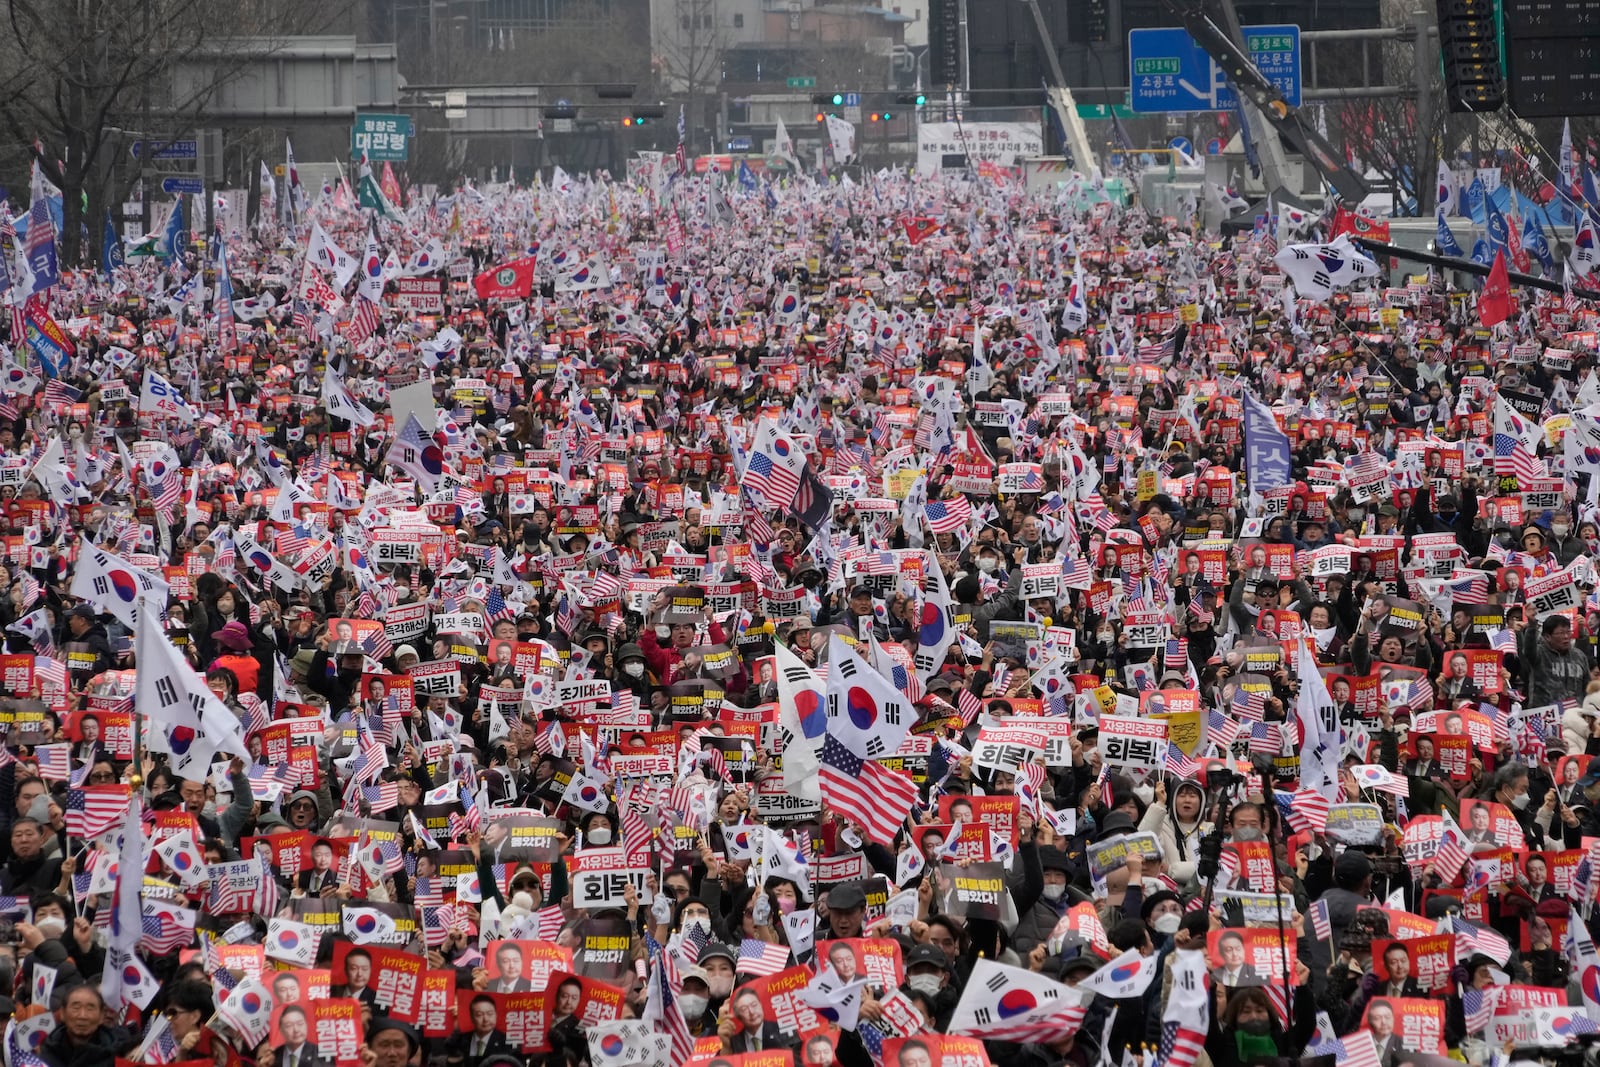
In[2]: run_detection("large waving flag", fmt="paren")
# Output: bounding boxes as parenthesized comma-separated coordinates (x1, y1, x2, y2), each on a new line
(823, 633, 913, 759)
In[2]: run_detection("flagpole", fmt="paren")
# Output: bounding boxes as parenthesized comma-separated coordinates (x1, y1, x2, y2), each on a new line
(1255, 755, 1297, 1029)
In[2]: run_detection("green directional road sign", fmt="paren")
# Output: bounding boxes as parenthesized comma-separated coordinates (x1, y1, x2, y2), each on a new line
(1076, 102, 1137, 119)
(787, 76, 816, 89)
(352, 113, 412, 162)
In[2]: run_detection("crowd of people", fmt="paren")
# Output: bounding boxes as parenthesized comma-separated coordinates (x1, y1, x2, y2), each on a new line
(0, 150, 1595, 1067)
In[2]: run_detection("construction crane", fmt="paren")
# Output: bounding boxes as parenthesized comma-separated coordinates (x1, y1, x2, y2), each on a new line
(1017, 0, 1370, 204)
(1016, 0, 1099, 173)
(1158, 0, 1371, 203)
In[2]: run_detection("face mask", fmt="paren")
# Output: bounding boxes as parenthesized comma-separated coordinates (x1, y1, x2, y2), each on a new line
(1512, 792, 1531, 810)
(624, 663, 645, 678)
(35, 916, 66, 939)
(656, 625, 671, 640)
(1554, 524, 1571, 538)
(677, 994, 708, 1018)
(1042, 883, 1066, 903)
(1239, 1019, 1273, 1037)
(907, 974, 944, 997)
(1231, 826, 1264, 842)
(977, 557, 997, 574)
(684, 916, 710, 936)
(1153, 913, 1183, 935)
(587, 827, 613, 845)
(1349, 509, 1366, 522)
(778, 897, 798, 915)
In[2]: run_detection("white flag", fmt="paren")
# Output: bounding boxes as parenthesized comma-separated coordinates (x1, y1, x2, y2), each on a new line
(139, 367, 195, 422)
(134, 600, 248, 758)
(100, 803, 148, 1013)
(265, 918, 322, 966)
(308, 222, 358, 287)
(357, 225, 384, 303)
(322, 366, 377, 428)
(1080, 948, 1162, 998)
(774, 643, 824, 802)
(72, 547, 168, 630)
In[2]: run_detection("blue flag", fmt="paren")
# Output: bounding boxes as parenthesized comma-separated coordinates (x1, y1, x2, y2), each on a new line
(23, 187, 59, 297)
(161, 198, 186, 260)
(1484, 194, 1510, 255)
(1436, 213, 1464, 257)
(1464, 176, 1487, 219)
(1470, 237, 1492, 266)
(738, 161, 757, 191)
(1242, 391, 1292, 495)
(1585, 165, 1600, 213)
(1523, 216, 1555, 273)
(102, 209, 124, 280)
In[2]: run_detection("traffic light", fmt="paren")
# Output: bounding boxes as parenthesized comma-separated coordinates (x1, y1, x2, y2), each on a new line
(832, 93, 844, 106)
(1435, 0, 1504, 111)
(626, 106, 666, 126)
(882, 110, 893, 120)
(895, 93, 927, 108)
(869, 112, 881, 122)
(815, 113, 826, 122)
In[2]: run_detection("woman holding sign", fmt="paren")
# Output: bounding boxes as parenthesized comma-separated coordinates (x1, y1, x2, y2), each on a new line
(1204, 969, 1316, 1067)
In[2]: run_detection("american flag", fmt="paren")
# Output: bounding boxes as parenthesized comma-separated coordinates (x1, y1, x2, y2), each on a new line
(1446, 572, 1491, 603)
(65, 784, 132, 839)
(653, 951, 696, 1067)
(1493, 433, 1545, 482)
(1307, 898, 1331, 941)
(1407, 677, 1435, 711)
(421, 905, 456, 947)
(1247, 722, 1282, 755)
(1158, 1022, 1208, 1067)
(1062, 556, 1092, 586)
(43, 380, 81, 406)
(924, 496, 973, 534)
(535, 905, 565, 940)
(358, 625, 394, 661)
(1165, 743, 1202, 778)
(818, 736, 918, 845)
(1304, 1028, 1381, 1067)
(1434, 824, 1469, 883)
(1233, 689, 1267, 721)
(1274, 788, 1331, 834)
(1460, 986, 1496, 1035)
(743, 451, 801, 510)
(35, 744, 71, 782)
(736, 939, 792, 977)
(1454, 919, 1511, 964)
(140, 902, 196, 954)
(1516, 717, 1548, 763)
(1206, 709, 1241, 748)
(957, 687, 984, 726)
(343, 296, 382, 343)
(676, 921, 711, 965)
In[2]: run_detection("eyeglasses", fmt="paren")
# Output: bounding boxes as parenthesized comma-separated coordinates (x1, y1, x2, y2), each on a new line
(667, 884, 690, 897)
(88, 772, 116, 784)
(163, 1007, 197, 1019)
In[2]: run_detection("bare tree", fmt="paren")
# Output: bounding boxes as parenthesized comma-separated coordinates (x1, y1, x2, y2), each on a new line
(654, 0, 728, 153)
(0, 0, 346, 265)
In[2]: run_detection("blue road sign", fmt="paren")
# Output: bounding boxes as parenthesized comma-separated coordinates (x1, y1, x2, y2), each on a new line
(1169, 136, 1194, 157)
(728, 136, 753, 151)
(1206, 137, 1224, 155)
(841, 92, 861, 107)
(161, 176, 205, 195)
(132, 140, 199, 161)
(1128, 25, 1301, 113)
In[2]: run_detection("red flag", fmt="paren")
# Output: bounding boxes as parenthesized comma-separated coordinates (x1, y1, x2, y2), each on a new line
(1506, 211, 1531, 273)
(1480, 250, 1512, 327)
(899, 215, 941, 245)
(471, 256, 536, 300)
(1331, 206, 1391, 242)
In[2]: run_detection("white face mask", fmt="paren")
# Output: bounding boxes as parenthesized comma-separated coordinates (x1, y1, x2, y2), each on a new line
(1554, 524, 1571, 538)
(623, 662, 645, 678)
(684, 916, 710, 936)
(1153, 913, 1182, 936)
(907, 974, 943, 997)
(677, 994, 708, 1018)
(1042, 883, 1067, 903)
(1512, 792, 1531, 810)
(587, 827, 612, 846)
(977, 557, 998, 574)
(35, 915, 65, 939)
